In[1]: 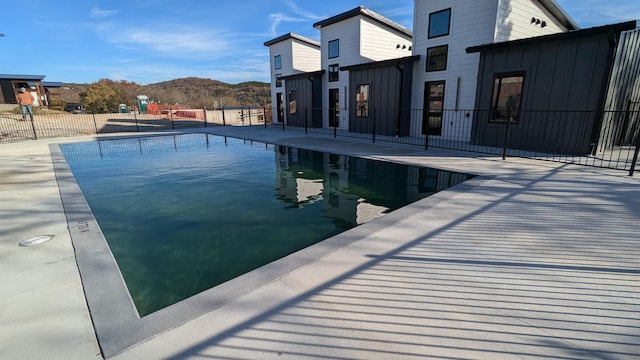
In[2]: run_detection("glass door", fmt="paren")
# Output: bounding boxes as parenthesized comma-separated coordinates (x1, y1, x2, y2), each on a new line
(329, 88, 339, 128)
(422, 81, 445, 136)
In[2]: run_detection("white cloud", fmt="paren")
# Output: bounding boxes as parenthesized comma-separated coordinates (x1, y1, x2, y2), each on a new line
(91, 7, 119, 18)
(268, 2, 323, 36)
(92, 22, 230, 59)
(269, 13, 308, 35)
(286, 1, 323, 20)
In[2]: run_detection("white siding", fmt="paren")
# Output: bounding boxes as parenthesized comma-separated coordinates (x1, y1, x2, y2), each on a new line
(495, 0, 567, 42)
(291, 40, 321, 73)
(318, 14, 413, 129)
(320, 18, 361, 129)
(410, 0, 571, 140)
(266, 38, 320, 120)
(360, 17, 412, 61)
(411, 0, 497, 139)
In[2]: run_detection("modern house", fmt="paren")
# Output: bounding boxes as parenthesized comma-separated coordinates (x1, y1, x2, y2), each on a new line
(410, 0, 578, 140)
(467, 20, 640, 154)
(264, 6, 413, 131)
(263, 1, 639, 156)
(0, 74, 47, 107)
(264, 33, 321, 125)
(311, 6, 413, 131)
(0, 74, 64, 110)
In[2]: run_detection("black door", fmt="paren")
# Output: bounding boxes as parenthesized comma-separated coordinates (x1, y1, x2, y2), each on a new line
(329, 88, 339, 128)
(276, 92, 284, 123)
(422, 81, 444, 136)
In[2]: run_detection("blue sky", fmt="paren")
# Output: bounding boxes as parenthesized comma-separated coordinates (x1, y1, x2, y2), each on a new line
(0, 0, 637, 85)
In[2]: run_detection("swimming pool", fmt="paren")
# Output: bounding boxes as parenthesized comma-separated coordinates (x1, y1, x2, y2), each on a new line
(59, 133, 474, 316)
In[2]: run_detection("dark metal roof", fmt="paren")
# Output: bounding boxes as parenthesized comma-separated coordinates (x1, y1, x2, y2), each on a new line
(538, 0, 579, 30)
(466, 21, 637, 54)
(313, 6, 412, 38)
(340, 55, 420, 71)
(277, 70, 325, 80)
(264, 33, 320, 48)
(0, 74, 46, 80)
(42, 81, 63, 87)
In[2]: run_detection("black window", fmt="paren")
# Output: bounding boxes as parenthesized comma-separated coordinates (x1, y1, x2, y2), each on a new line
(328, 39, 339, 58)
(274, 55, 281, 69)
(328, 64, 339, 82)
(275, 74, 282, 88)
(426, 45, 448, 72)
(355, 84, 369, 118)
(288, 90, 297, 115)
(428, 9, 451, 38)
(490, 73, 525, 123)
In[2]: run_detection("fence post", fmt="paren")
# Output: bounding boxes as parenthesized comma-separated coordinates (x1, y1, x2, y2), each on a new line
(424, 113, 430, 150)
(222, 107, 226, 126)
(133, 110, 139, 132)
(333, 109, 337, 138)
(305, 107, 308, 134)
(629, 125, 640, 176)
(264, 106, 267, 129)
(372, 107, 376, 143)
(502, 111, 512, 160)
(92, 112, 99, 134)
(169, 107, 175, 129)
(29, 115, 37, 140)
(203, 106, 208, 128)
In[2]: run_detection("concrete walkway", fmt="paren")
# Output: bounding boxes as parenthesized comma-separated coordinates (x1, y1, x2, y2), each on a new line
(1, 126, 639, 359)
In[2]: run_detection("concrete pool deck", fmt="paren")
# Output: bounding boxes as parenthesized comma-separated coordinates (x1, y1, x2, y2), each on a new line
(1, 126, 639, 359)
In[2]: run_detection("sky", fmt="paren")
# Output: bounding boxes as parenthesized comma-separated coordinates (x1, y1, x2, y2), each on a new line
(0, 0, 638, 85)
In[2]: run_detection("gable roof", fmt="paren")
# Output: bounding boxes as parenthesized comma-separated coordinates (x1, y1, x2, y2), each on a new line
(313, 6, 412, 38)
(263, 33, 320, 48)
(539, 0, 580, 30)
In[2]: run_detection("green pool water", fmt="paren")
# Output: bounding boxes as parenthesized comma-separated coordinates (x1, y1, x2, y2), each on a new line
(60, 133, 473, 316)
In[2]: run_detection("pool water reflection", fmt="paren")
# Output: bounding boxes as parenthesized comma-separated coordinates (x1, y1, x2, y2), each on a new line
(60, 133, 474, 316)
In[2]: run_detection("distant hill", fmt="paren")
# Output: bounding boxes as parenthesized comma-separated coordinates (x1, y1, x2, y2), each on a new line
(59, 77, 271, 109)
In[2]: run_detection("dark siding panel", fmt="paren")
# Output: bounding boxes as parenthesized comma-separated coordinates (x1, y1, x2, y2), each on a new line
(349, 64, 406, 136)
(601, 28, 640, 148)
(285, 77, 314, 128)
(471, 32, 614, 154)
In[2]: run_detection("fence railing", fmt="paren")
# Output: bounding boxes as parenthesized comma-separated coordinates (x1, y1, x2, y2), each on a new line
(0, 106, 272, 143)
(272, 106, 640, 176)
(2, 104, 638, 175)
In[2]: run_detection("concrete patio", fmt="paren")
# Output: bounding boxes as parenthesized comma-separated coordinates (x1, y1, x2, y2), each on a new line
(1, 125, 639, 359)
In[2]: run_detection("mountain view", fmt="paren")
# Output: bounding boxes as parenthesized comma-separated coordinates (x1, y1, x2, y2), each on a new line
(58, 77, 271, 112)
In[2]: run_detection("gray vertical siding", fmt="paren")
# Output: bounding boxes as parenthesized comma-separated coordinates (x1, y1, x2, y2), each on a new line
(471, 31, 614, 154)
(600, 28, 640, 148)
(348, 61, 414, 136)
(284, 76, 314, 128)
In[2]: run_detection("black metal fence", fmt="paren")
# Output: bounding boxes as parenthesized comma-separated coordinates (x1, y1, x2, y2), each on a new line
(0, 106, 271, 143)
(2, 103, 638, 175)
(274, 106, 640, 176)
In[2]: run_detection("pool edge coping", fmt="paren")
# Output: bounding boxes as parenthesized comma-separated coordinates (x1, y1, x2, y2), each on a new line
(50, 135, 492, 358)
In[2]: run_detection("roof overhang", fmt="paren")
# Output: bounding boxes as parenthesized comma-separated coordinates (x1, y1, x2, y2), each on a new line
(264, 33, 320, 48)
(0, 74, 46, 81)
(466, 21, 637, 54)
(340, 55, 420, 71)
(538, 0, 580, 30)
(277, 70, 325, 81)
(42, 81, 63, 87)
(313, 6, 412, 39)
